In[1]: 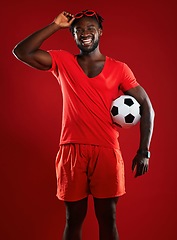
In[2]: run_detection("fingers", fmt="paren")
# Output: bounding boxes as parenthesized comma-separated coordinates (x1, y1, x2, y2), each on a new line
(132, 157, 149, 178)
(135, 161, 149, 177)
(54, 11, 75, 27)
(63, 11, 75, 22)
(132, 159, 136, 172)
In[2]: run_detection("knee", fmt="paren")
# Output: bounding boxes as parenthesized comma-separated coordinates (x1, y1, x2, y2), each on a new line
(66, 214, 85, 228)
(95, 205, 117, 226)
(96, 211, 116, 225)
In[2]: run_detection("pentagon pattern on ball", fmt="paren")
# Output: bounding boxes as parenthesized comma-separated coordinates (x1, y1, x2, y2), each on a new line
(110, 95, 141, 129)
(111, 106, 119, 116)
(124, 98, 134, 106)
(125, 114, 135, 123)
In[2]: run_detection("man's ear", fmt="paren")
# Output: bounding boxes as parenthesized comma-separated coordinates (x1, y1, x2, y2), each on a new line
(99, 29, 103, 36)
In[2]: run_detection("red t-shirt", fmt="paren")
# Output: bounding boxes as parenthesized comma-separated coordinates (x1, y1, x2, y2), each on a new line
(48, 50, 139, 149)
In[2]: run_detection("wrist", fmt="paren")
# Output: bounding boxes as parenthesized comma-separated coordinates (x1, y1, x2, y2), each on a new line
(52, 21, 61, 29)
(137, 149, 151, 158)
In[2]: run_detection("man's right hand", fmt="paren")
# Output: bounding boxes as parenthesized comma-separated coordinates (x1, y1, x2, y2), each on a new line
(13, 11, 75, 70)
(54, 11, 75, 28)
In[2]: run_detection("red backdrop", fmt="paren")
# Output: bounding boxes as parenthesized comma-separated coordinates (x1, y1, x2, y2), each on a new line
(1, 0, 177, 239)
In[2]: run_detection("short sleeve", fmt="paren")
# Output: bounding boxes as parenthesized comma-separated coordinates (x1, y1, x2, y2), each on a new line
(46, 50, 59, 78)
(119, 63, 139, 92)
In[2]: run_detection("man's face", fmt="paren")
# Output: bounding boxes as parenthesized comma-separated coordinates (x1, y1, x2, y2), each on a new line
(72, 17, 102, 53)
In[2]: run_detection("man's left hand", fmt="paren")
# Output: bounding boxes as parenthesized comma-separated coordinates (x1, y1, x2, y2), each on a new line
(132, 154, 149, 178)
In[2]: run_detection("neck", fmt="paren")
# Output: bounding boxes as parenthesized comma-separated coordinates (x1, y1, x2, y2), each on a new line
(79, 48, 103, 60)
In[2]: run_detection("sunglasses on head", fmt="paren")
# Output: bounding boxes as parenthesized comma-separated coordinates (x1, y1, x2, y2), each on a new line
(74, 10, 99, 22)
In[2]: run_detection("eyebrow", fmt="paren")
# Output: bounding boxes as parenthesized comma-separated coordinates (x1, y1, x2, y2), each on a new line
(75, 24, 96, 29)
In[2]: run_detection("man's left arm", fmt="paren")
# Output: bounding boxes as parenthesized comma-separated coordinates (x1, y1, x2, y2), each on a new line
(124, 85, 155, 177)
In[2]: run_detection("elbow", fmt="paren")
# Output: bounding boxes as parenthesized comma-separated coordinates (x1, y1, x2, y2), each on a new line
(12, 46, 18, 58)
(141, 99, 155, 122)
(148, 105, 155, 128)
(12, 43, 28, 62)
(152, 107, 155, 119)
(150, 104, 155, 121)
(12, 45, 23, 60)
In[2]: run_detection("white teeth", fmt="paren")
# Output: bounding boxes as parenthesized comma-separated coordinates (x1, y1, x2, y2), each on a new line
(81, 38, 92, 45)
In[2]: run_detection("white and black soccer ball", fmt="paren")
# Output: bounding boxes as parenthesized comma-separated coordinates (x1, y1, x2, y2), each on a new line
(110, 95, 141, 129)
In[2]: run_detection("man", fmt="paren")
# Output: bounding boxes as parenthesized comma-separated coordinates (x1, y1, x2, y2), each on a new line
(13, 10, 155, 240)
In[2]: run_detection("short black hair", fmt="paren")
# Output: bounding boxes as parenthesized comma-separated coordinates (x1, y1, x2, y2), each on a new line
(70, 10, 104, 33)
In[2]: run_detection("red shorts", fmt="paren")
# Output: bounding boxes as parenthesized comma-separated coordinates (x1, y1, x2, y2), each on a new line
(55, 144, 126, 201)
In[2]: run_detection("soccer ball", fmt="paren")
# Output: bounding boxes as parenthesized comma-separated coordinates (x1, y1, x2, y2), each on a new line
(110, 95, 141, 128)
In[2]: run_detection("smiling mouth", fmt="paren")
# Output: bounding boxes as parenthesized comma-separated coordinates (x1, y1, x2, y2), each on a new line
(81, 38, 93, 46)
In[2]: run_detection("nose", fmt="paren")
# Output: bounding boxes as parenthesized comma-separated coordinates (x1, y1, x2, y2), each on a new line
(81, 29, 90, 36)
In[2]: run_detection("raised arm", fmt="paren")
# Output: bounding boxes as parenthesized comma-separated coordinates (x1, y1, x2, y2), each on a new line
(124, 85, 155, 177)
(12, 11, 75, 70)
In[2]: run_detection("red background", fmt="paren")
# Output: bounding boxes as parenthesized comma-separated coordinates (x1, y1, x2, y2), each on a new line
(1, 0, 177, 239)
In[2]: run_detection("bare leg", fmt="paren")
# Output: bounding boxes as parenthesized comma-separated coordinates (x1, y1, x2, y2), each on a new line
(94, 197, 119, 240)
(62, 197, 88, 240)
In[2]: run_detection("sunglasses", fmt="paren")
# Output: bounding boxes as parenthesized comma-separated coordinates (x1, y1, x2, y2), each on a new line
(74, 10, 99, 22)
